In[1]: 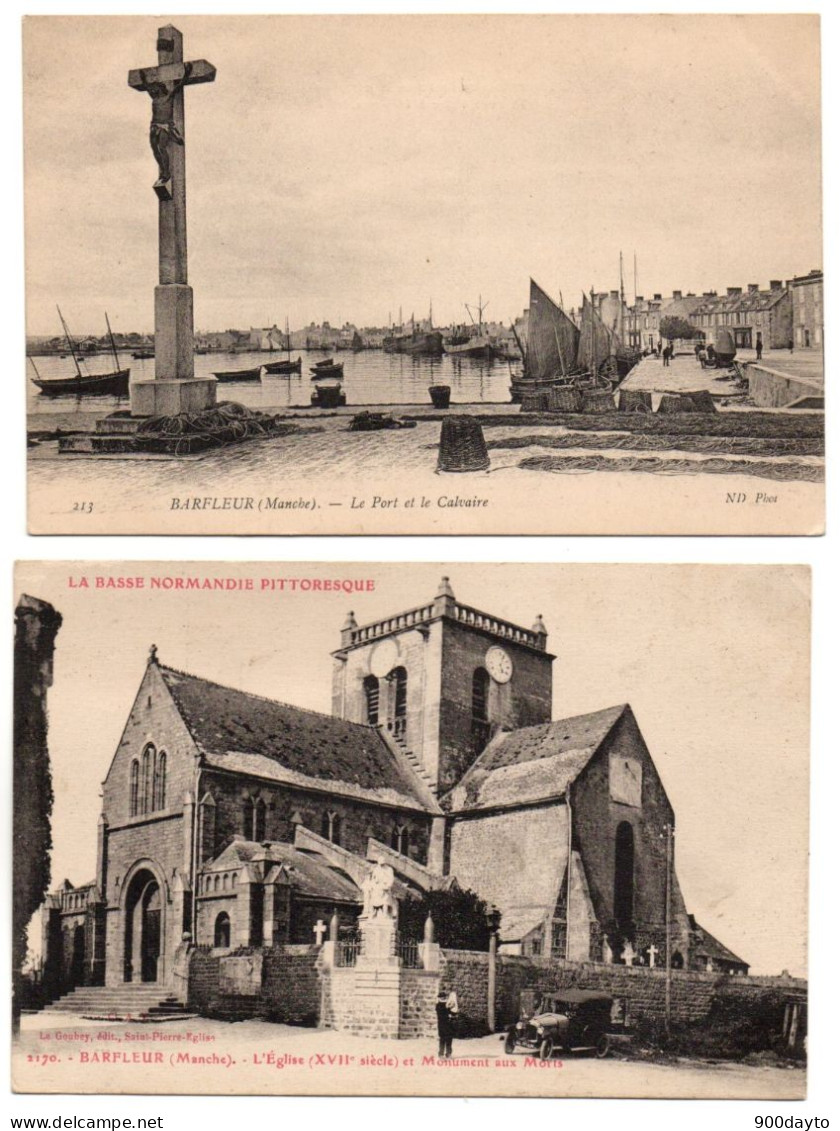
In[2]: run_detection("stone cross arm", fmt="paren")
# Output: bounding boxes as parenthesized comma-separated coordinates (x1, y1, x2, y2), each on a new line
(128, 60, 216, 91)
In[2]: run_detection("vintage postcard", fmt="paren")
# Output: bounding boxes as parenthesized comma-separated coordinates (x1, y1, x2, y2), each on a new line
(23, 15, 823, 535)
(13, 562, 809, 1097)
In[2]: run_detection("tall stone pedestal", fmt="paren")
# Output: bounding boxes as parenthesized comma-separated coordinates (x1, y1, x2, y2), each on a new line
(130, 284, 216, 417)
(357, 914, 398, 968)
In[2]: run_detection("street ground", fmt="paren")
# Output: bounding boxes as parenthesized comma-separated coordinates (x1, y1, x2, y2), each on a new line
(13, 1010, 806, 1099)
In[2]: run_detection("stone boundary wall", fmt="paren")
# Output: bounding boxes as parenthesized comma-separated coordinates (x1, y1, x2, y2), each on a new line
(441, 951, 806, 1031)
(187, 944, 321, 1023)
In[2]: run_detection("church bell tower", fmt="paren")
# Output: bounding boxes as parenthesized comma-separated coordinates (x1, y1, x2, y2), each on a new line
(331, 577, 555, 795)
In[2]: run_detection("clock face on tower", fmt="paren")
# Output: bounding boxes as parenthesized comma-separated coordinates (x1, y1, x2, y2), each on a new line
(485, 645, 513, 684)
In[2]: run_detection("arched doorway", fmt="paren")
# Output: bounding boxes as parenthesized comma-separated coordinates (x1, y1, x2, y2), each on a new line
(123, 869, 163, 983)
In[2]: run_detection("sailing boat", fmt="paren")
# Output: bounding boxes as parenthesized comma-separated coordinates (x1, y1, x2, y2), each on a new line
(263, 317, 302, 374)
(30, 308, 130, 397)
(509, 279, 581, 403)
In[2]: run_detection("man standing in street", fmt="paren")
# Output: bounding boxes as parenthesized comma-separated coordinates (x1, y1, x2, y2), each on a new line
(436, 991, 456, 1058)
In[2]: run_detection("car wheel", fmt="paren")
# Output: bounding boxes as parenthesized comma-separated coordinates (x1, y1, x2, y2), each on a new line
(504, 1034, 516, 1055)
(539, 1037, 554, 1060)
(595, 1034, 610, 1059)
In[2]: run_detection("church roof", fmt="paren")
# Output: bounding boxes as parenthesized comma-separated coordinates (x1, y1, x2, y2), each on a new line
(690, 919, 749, 969)
(443, 704, 628, 812)
(208, 838, 362, 903)
(158, 665, 437, 813)
(499, 905, 548, 944)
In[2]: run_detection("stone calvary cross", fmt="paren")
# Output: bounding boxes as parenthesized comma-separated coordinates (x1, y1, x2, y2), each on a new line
(127, 26, 218, 417)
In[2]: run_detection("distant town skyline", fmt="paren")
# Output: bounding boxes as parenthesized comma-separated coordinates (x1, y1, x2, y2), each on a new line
(23, 15, 821, 337)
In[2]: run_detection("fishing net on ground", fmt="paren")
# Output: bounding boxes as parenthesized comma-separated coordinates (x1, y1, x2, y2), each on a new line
(517, 454, 823, 483)
(135, 401, 290, 454)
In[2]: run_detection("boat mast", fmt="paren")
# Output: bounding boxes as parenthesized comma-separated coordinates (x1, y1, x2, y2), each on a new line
(56, 305, 83, 379)
(105, 312, 121, 372)
(634, 251, 639, 350)
(619, 252, 626, 347)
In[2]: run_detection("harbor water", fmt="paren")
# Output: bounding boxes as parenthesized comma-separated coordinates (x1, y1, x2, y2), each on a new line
(26, 348, 515, 414)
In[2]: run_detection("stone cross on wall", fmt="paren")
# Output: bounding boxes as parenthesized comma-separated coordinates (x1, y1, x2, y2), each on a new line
(313, 919, 327, 946)
(646, 944, 659, 968)
(127, 26, 218, 417)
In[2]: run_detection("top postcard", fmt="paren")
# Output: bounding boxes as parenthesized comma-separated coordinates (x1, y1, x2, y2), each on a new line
(24, 14, 824, 535)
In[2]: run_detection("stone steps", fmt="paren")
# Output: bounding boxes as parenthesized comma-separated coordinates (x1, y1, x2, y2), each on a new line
(47, 985, 188, 1016)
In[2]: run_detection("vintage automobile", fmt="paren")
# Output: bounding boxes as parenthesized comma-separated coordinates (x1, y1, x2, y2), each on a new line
(503, 990, 614, 1059)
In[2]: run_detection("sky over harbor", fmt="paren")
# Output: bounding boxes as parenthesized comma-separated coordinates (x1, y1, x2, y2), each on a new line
(16, 562, 810, 977)
(22, 14, 822, 337)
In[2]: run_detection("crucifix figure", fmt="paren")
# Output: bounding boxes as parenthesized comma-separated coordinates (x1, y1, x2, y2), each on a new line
(129, 29, 215, 204)
(646, 944, 659, 968)
(140, 61, 192, 192)
(313, 919, 327, 946)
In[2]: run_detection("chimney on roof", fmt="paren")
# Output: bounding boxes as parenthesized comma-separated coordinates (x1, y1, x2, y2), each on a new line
(748, 284, 759, 294)
(672, 290, 682, 300)
(810, 268, 821, 276)
(770, 280, 782, 290)
(635, 295, 644, 304)
(610, 290, 619, 299)
(653, 293, 662, 301)
(727, 287, 742, 296)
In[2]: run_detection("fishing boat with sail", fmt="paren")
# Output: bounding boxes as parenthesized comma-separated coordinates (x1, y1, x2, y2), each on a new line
(509, 280, 583, 404)
(30, 308, 130, 398)
(264, 318, 302, 374)
(575, 289, 640, 387)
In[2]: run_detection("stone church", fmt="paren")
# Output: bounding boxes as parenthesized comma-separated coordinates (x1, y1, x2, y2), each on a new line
(42, 577, 747, 1004)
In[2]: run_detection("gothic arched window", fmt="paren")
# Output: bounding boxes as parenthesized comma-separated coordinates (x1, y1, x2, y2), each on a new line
(129, 760, 140, 817)
(614, 821, 635, 926)
(154, 751, 167, 810)
(214, 912, 230, 948)
(254, 798, 267, 842)
(141, 745, 155, 815)
(322, 810, 341, 846)
(242, 797, 255, 839)
(363, 675, 380, 725)
(471, 668, 491, 754)
(391, 824, 408, 856)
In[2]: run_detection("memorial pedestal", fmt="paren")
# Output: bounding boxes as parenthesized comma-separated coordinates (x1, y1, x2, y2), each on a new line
(130, 284, 217, 417)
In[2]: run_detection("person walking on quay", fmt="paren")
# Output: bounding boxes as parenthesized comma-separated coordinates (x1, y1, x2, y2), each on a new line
(662, 342, 671, 367)
(436, 990, 456, 1058)
(755, 333, 763, 362)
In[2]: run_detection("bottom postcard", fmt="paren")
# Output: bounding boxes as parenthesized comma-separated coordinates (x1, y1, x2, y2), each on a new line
(12, 562, 809, 1097)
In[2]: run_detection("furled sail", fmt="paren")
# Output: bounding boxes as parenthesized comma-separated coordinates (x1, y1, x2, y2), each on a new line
(525, 279, 581, 383)
(576, 294, 614, 375)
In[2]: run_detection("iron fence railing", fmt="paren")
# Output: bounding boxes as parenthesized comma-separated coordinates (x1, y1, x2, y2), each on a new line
(336, 934, 362, 968)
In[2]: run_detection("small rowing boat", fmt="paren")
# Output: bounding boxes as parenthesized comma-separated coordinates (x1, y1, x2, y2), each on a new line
(212, 365, 263, 383)
(264, 357, 302, 375)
